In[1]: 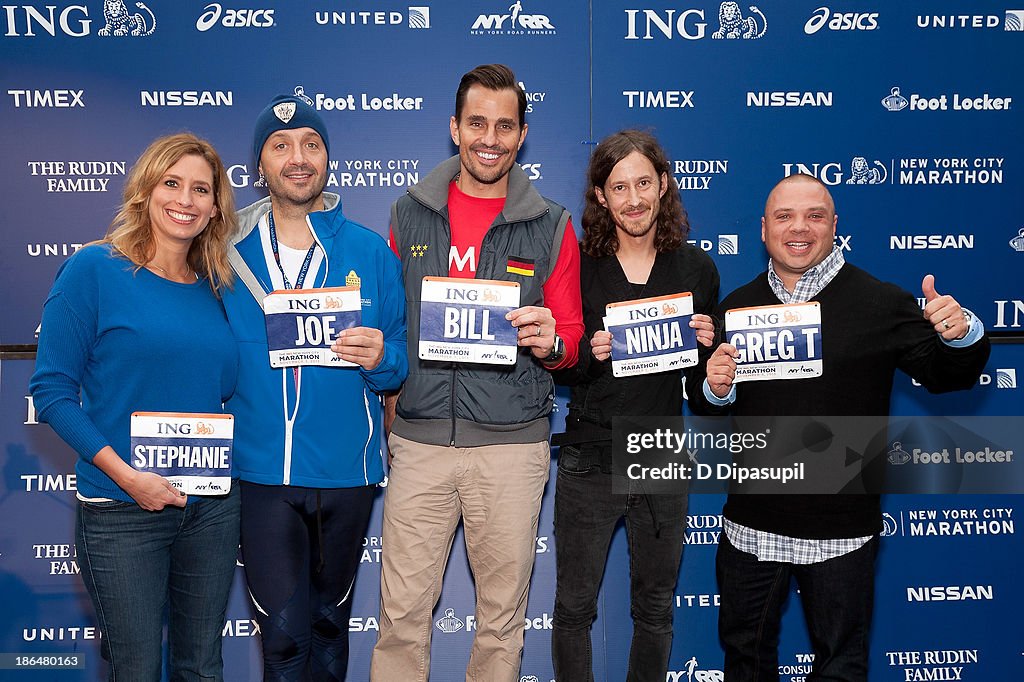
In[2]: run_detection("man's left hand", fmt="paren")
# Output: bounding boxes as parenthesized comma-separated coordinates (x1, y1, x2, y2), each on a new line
(508, 305, 557, 359)
(922, 274, 969, 341)
(332, 327, 385, 370)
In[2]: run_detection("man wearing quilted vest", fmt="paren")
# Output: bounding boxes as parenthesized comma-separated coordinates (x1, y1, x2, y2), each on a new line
(371, 64, 584, 682)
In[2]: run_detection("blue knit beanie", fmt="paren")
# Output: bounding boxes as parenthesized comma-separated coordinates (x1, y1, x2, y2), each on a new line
(253, 94, 330, 163)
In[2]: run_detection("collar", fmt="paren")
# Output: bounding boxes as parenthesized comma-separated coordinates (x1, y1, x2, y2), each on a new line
(767, 245, 845, 304)
(232, 192, 343, 245)
(408, 155, 549, 222)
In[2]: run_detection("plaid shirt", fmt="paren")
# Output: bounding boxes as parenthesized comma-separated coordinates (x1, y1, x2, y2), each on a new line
(729, 246, 871, 563)
(767, 244, 846, 304)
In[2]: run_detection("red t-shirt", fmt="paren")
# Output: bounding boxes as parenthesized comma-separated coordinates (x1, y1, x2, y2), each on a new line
(391, 181, 582, 369)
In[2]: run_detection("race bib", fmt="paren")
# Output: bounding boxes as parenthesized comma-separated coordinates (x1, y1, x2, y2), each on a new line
(725, 302, 822, 382)
(130, 412, 233, 495)
(264, 287, 361, 368)
(418, 277, 520, 364)
(604, 293, 698, 377)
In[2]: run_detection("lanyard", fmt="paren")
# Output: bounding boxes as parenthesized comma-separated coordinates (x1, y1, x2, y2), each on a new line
(268, 211, 317, 290)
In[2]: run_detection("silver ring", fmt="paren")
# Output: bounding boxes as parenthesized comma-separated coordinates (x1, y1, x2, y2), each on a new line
(941, 319, 950, 330)
(535, 324, 542, 337)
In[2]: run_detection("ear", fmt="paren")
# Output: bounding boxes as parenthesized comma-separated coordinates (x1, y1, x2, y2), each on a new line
(761, 216, 766, 243)
(595, 186, 607, 207)
(450, 115, 459, 146)
(211, 205, 219, 219)
(659, 171, 669, 198)
(517, 122, 528, 150)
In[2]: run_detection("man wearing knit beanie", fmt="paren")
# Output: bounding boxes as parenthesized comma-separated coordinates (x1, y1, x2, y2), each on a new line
(221, 93, 408, 680)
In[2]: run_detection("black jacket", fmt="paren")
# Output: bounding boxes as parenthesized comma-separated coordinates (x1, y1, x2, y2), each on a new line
(554, 243, 720, 470)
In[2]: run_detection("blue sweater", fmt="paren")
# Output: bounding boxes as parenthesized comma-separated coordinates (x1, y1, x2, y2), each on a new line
(30, 244, 239, 502)
(224, 193, 407, 488)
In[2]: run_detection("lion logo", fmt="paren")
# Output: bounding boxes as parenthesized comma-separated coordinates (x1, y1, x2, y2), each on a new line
(97, 1, 156, 37)
(712, 3, 766, 39)
(845, 157, 887, 185)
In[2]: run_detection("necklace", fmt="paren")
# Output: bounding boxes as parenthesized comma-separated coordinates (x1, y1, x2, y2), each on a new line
(147, 262, 196, 282)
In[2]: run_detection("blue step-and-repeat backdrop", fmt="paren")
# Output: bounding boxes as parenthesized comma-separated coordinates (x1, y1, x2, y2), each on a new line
(1, 1, 1022, 680)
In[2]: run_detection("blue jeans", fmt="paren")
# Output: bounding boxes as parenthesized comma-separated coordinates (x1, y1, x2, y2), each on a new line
(716, 532, 878, 681)
(551, 448, 687, 682)
(75, 486, 241, 681)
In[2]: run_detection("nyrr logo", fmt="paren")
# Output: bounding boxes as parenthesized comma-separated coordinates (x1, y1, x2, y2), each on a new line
(782, 159, 888, 186)
(804, 7, 878, 34)
(471, 0, 556, 35)
(196, 4, 275, 31)
(669, 655, 724, 681)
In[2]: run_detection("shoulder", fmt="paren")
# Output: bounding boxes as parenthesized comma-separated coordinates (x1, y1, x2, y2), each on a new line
(233, 196, 272, 242)
(339, 219, 393, 254)
(832, 263, 910, 301)
(668, 242, 718, 273)
(719, 272, 768, 310)
(57, 243, 129, 283)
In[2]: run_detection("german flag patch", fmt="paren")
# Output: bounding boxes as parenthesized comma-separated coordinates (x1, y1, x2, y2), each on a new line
(507, 257, 535, 277)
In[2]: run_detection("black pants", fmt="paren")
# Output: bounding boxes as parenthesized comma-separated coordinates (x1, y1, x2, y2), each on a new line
(716, 532, 878, 681)
(240, 482, 375, 682)
(551, 453, 687, 682)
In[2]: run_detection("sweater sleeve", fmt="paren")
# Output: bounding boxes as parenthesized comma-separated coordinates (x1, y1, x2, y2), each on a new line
(360, 246, 409, 392)
(542, 217, 583, 370)
(29, 288, 110, 461)
(888, 288, 990, 392)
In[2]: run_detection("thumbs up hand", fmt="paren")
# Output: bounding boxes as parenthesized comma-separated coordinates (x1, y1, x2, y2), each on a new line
(921, 274, 968, 340)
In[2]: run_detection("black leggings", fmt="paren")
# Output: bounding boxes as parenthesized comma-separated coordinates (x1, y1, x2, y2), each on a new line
(240, 482, 375, 682)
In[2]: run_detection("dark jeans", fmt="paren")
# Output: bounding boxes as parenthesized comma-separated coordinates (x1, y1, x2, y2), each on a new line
(76, 486, 241, 682)
(716, 532, 878, 682)
(240, 482, 375, 682)
(551, 451, 687, 682)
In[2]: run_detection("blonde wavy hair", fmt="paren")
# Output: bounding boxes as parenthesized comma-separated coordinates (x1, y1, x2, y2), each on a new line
(103, 133, 237, 294)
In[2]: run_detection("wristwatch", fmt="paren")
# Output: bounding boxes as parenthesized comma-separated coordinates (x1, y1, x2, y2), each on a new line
(541, 334, 565, 365)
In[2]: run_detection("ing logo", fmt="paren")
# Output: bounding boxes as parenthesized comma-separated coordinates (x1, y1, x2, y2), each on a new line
(97, 1, 156, 37)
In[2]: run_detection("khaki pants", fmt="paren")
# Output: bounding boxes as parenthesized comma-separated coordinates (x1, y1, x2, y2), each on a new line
(371, 434, 551, 682)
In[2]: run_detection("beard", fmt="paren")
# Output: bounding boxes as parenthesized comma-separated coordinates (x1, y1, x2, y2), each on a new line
(264, 163, 327, 208)
(615, 202, 658, 238)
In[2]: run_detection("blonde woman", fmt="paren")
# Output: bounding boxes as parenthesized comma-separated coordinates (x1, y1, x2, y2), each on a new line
(30, 133, 241, 681)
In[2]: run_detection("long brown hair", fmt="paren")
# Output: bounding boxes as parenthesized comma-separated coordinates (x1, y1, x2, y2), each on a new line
(581, 130, 688, 257)
(104, 133, 237, 294)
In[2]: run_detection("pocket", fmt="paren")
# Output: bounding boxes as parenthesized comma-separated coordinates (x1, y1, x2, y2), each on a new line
(557, 444, 596, 476)
(79, 499, 134, 511)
